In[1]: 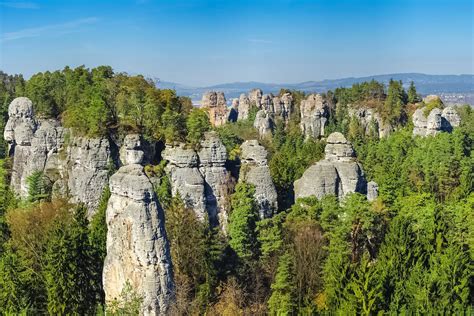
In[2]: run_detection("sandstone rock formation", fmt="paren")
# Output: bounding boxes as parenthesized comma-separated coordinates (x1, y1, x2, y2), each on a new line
(239, 140, 278, 218)
(201, 91, 228, 127)
(237, 94, 251, 121)
(300, 94, 328, 139)
(104, 137, 174, 315)
(249, 88, 263, 108)
(162, 144, 207, 219)
(163, 132, 234, 229)
(294, 132, 369, 200)
(198, 131, 234, 229)
(253, 110, 273, 138)
(3, 97, 110, 217)
(412, 105, 460, 137)
(442, 106, 461, 129)
(348, 107, 393, 138)
(367, 181, 379, 201)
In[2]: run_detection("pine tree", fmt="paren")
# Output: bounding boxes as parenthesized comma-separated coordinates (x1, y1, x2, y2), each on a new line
(44, 205, 99, 315)
(268, 252, 297, 315)
(228, 182, 259, 262)
(26, 171, 51, 202)
(407, 81, 419, 103)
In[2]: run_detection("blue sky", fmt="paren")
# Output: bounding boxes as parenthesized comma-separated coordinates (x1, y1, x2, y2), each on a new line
(0, 0, 472, 86)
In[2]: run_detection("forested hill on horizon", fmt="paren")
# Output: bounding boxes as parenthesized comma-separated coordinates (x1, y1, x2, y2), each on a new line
(157, 73, 474, 104)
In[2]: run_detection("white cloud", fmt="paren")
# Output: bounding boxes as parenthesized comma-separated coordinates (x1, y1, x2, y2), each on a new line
(0, 1, 39, 9)
(1, 17, 99, 42)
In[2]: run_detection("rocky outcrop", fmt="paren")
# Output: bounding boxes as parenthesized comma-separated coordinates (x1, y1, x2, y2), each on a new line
(236, 90, 293, 133)
(412, 105, 460, 137)
(237, 94, 251, 121)
(163, 132, 234, 228)
(3, 97, 110, 217)
(442, 106, 461, 129)
(66, 137, 111, 215)
(201, 91, 228, 127)
(367, 181, 379, 201)
(249, 88, 263, 108)
(348, 107, 393, 138)
(253, 110, 273, 138)
(198, 132, 234, 229)
(300, 94, 328, 139)
(163, 145, 207, 219)
(104, 138, 174, 315)
(294, 132, 369, 200)
(239, 140, 278, 218)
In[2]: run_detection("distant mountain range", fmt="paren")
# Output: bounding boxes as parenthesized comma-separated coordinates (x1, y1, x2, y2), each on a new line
(154, 73, 474, 105)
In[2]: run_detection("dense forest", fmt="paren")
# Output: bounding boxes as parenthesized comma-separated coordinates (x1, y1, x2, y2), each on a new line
(0, 66, 472, 315)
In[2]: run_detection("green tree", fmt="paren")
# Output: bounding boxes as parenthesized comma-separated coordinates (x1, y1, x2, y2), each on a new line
(407, 81, 420, 103)
(44, 205, 101, 315)
(268, 252, 297, 315)
(186, 108, 211, 147)
(228, 182, 259, 262)
(26, 171, 51, 202)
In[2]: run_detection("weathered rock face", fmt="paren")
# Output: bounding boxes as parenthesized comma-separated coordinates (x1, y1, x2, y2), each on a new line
(253, 110, 273, 138)
(412, 105, 460, 137)
(163, 144, 207, 220)
(3, 97, 110, 217)
(442, 106, 461, 129)
(239, 140, 278, 218)
(104, 141, 174, 315)
(367, 181, 379, 201)
(300, 94, 328, 139)
(348, 107, 393, 138)
(238, 94, 251, 121)
(66, 137, 111, 216)
(249, 88, 263, 108)
(201, 91, 228, 127)
(198, 132, 234, 229)
(294, 132, 369, 200)
(163, 132, 234, 229)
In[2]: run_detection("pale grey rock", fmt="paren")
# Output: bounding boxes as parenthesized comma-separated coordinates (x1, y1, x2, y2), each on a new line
(426, 108, 443, 136)
(272, 96, 283, 116)
(412, 108, 428, 136)
(249, 88, 263, 108)
(367, 181, 379, 201)
(280, 92, 293, 122)
(163, 134, 235, 229)
(240, 139, 268, 165)
(253, 110, 273, 138)
(163, 145, 207, 220)
(348, 107, 392, 138)
(294, 132, 367, 200)
(198, 132, 234, 229)
(300, 94, 328, 139)
(120, 134, 145, 165)
(238, 94, 251, 121)
(324, 132, 355, 162)
(261, 94, 274, 112)
(202, 91, 228, 127)
(239, 140, 277, 218)
(3, 97, 111, 218)
(162, 145, 198, 167)
(104, 163, 174, 316)
(4, 97, 37, 146)
(442, 106, 461, 128)
(198, 131, 227, 166)
(66, 137, 111, 217)
(412, 106, 460, 137)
